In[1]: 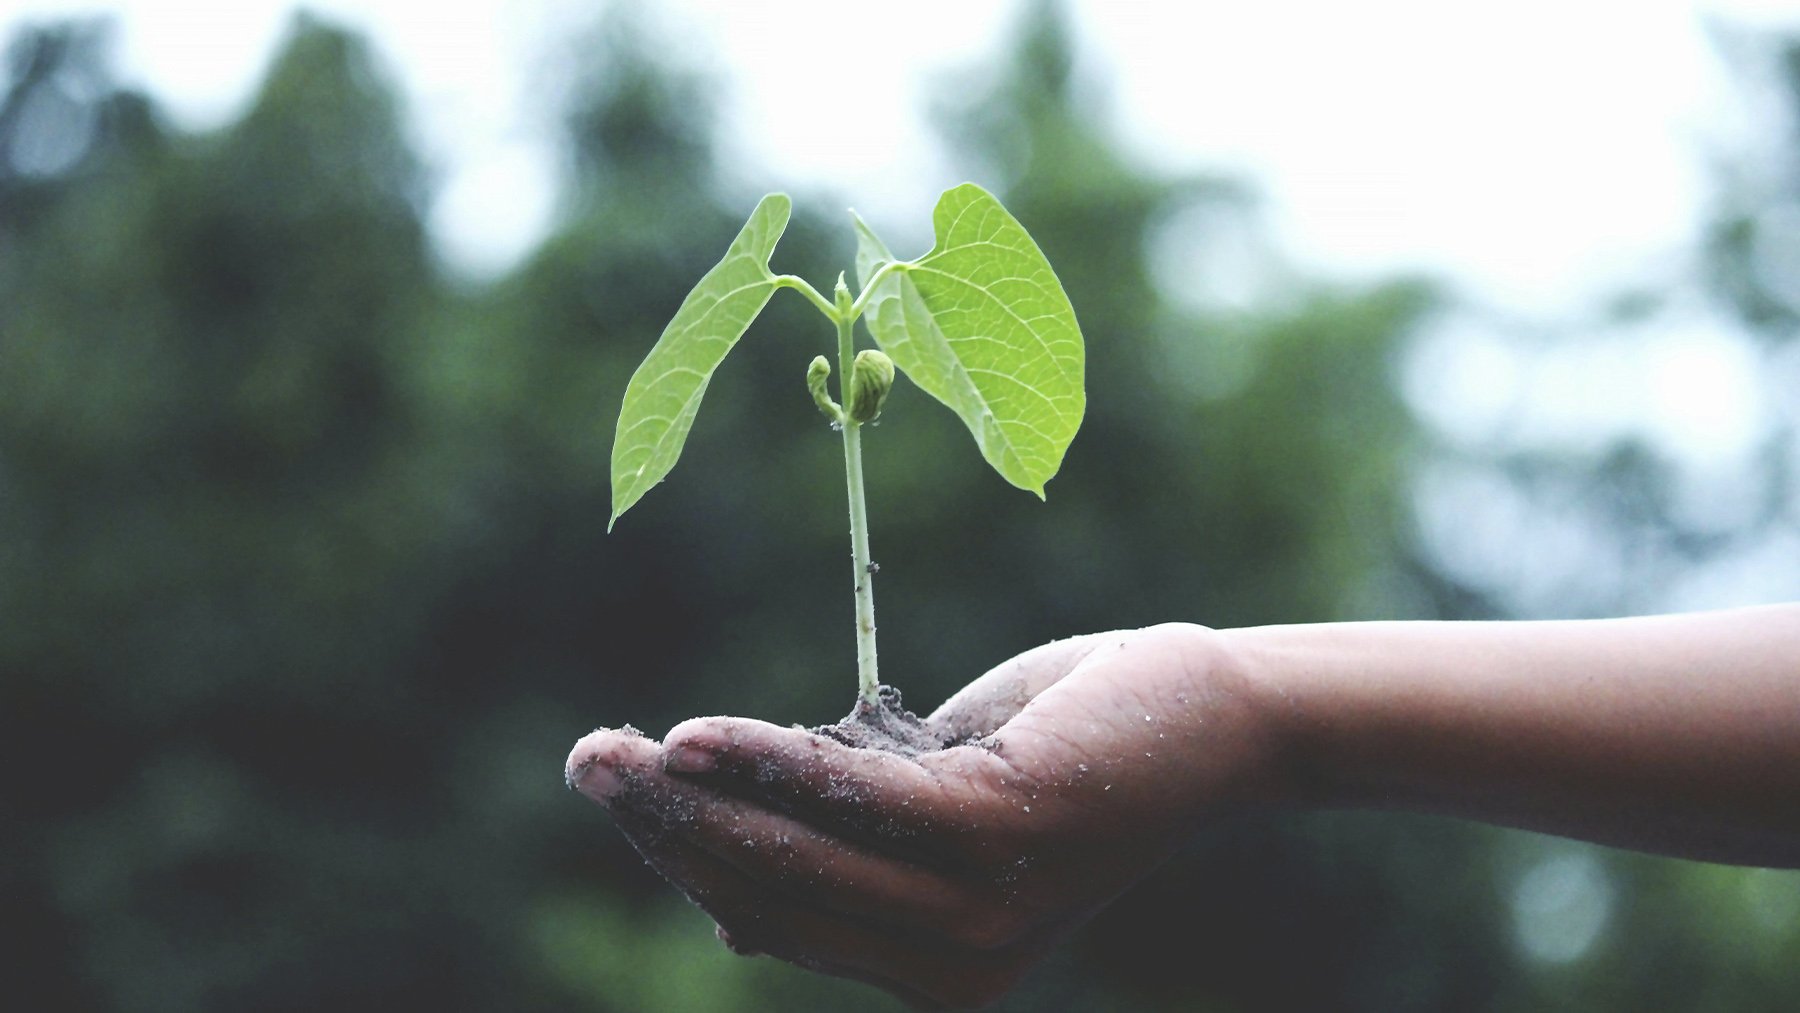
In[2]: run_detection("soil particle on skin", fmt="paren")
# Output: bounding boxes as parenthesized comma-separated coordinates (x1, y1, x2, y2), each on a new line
(813, 684, 972, 757)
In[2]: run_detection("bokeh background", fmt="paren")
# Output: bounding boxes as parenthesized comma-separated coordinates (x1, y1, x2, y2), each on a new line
(4, 1, 1798, 1009)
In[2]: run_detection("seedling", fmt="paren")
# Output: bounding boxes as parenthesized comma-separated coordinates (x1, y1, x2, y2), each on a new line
(609, 183, 1083, 716)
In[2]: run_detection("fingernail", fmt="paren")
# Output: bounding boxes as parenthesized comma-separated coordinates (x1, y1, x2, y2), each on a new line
(665, 744, 716, 774)
(567, 756, 624, 801)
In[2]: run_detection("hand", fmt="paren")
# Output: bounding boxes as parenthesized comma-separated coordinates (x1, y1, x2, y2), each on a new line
(564, 624, 1283, 1009)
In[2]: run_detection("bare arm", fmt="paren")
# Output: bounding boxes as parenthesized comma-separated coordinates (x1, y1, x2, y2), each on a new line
(1228, 603, 1800, 867)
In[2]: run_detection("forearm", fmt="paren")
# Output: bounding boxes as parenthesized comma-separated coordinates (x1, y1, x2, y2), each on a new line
(1221, 604, 1800, 867)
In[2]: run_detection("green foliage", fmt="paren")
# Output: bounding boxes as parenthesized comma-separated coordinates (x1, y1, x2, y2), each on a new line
(611, 182, 1084, 530)
(855, 184, 1085, 497)
(609, 193, 791, 528)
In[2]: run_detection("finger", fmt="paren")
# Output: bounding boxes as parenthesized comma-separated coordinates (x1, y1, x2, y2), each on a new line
(648, 773, 1020, 945)
(715, 923, 758, 957)
(566, 726, 662, 805)
(608, 791, 1029, 1013)
(671, 838, 1031, 1011)
(661, 717, 1018, 848)
(573, 726, 1017, 939)
(576, 727, 1015, 940)
(602, 801, 954, 1009)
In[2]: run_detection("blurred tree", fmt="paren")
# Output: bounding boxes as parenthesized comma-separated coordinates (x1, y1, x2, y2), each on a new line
(1708, 34, 1800, 346)
(0, 15, 513, 1011)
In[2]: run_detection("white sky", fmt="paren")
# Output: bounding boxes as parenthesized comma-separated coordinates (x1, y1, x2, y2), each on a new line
(6, 0, 1799, 296)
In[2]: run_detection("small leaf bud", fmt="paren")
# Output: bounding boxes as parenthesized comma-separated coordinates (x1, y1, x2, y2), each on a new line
(833, 271, 853, 315)
(847, 349, 895, 423)
(806, 355, 843, 423)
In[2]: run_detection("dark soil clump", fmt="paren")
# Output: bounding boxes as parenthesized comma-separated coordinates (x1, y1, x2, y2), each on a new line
(813, 684, 962, 758)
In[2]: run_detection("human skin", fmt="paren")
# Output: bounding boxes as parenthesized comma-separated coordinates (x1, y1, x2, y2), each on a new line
(564, 604, 1800, 1009)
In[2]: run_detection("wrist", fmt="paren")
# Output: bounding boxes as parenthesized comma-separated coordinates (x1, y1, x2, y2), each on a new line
(1143, 622, 1310, 818)
(1212, 624, 1336, 812)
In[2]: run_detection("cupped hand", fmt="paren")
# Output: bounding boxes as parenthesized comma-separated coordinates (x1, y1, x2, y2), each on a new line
(564, 623, 1281, 1009)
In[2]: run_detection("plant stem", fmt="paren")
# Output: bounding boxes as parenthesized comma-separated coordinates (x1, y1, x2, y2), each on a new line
(773, 274, 836, 318)
(835, 291, 880, 709)
(845, 259, 909, 319)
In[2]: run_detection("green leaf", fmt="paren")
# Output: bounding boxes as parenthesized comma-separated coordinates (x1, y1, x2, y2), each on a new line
(854, 183, 1084, 498)
(609, 194, 791, 529)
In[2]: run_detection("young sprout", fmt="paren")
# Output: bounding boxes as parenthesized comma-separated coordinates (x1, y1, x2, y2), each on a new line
(609, 184, 1084, 711)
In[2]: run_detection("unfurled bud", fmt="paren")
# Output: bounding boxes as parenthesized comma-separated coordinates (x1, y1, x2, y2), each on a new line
(847, 349, 895, 423)
(806, 355, 843, 423)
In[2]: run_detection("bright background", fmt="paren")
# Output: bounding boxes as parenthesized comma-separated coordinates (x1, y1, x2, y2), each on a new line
(4, 0, 1793, 288)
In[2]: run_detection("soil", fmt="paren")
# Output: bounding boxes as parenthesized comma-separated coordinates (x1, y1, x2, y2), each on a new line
(811, 683, 971, 757)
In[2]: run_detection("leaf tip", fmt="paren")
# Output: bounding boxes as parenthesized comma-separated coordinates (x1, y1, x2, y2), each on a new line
(939, 180, 995, 206)
(755, 192, 794, 230)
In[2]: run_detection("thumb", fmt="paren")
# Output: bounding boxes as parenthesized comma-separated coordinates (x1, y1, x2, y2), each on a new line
(924, 633, 1110, 742)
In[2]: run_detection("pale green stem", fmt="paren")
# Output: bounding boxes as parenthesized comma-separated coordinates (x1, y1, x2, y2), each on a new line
(782, 267, 889, 707)
(845, 259, 911, 319)
(773, 274, 837, 319)
(835, 288, 880, 708)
